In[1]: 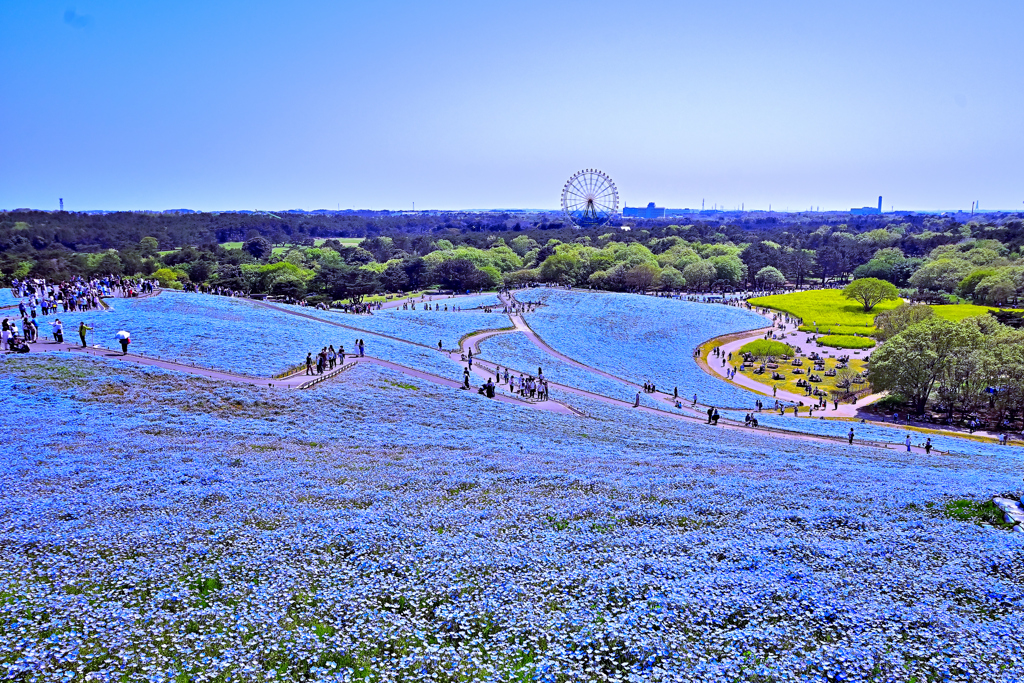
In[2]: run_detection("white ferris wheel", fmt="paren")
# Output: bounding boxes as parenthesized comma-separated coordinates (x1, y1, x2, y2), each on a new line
(561, 169, 618, 228)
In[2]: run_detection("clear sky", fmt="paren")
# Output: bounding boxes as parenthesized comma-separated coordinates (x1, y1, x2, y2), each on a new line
(2, 1, 1022, 212)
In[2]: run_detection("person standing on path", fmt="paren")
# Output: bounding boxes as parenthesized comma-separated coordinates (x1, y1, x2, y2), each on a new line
(925, 438, 932, 454)
(52, 318, 63, 343)
(305, 353, 313, 376)
(905, 435, 912, 452)
(358, 339, 365, 357)
(438, 340, 443, 351)
(78, 321, 92, 348)
(773, 385, 777, 397)
(633, 391, 641, 407)
(848, 428, 854, 445)
(707, 407, 714, 424)
(118, 334, 130, 355)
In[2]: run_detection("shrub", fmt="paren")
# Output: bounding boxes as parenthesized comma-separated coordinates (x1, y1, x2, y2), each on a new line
(739, 340, 792, 359)
(817, 335, 876, 349)
(874, 304, 934, 340)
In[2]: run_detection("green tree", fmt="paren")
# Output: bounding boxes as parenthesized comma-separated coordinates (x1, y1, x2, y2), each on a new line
(96, 252, 123, 276)
(783, 248, 816, 286)
(842, 277, 900, 312)
(243, 236, 273, 260)
(152, 267, 181, 289)
(509, 235, 538, 257)
(874, 304, 934, 340)
(139, 236, 159, 257)
(957, 269, 997, 299)
(710, 255, 746, 287)
(975, 275, 1017, 305)
(433, 258, 491, 291)
(682, 260, 716, 291)
(622, 263, 661, 292)
(312, 264, 380, 302)
(754, 266, 786, 288)
(270, 273, 306, 299)
(869, 318, 968, 414)
(658, 265, 686, 291)
(909, 257, 973, 292)
(539, 251, 581, 284)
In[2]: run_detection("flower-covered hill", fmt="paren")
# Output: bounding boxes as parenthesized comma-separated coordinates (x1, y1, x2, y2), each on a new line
(40, 292, 466, 380)
(0, 353, 1021, 682)
(525, 290, 768, 407)
(273, 300, 510, 351)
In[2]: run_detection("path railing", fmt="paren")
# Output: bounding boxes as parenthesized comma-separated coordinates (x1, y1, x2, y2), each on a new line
(298, 362, 357, 390)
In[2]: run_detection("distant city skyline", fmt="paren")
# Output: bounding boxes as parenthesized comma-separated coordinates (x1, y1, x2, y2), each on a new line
(2, 1, 1022, 212)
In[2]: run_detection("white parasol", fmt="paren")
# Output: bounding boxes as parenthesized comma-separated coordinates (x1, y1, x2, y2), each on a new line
(115, 330, 130, 340)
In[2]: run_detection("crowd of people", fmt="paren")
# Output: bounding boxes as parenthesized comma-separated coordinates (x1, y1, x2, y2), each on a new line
(3, 275, 154, 352)
(183, 283, 243, 297)
(464, 363, 549, 401)
(304, 340, 365, 375)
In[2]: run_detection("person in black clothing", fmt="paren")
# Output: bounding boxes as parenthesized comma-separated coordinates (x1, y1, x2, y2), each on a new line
(305, 353, 313, 376)
(707, 407, 714, 424)
(711, 408, 720, 425)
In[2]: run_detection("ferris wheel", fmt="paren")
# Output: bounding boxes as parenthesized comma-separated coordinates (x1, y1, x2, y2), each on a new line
(561, 169, 619, 228)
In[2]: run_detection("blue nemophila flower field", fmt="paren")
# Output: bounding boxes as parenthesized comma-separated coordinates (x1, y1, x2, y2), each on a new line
(476, 331, 635, 401)
(273, 300, 510, 351)
(525, 290, 768, 408)
(41, 293, 469, 380)
(1, 290, 1022, 682)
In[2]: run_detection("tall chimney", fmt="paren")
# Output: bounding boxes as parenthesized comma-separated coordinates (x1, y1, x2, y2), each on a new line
(878, 196, 882, 212)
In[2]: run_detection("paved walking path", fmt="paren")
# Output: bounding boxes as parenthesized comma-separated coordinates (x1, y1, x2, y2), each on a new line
(701, 321, 882, 417)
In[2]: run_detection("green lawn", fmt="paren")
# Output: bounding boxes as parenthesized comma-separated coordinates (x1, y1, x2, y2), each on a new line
(748, 290, 901, 336)
(750, 291, 1018, 338)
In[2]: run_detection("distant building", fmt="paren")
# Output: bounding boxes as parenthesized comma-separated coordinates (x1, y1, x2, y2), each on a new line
(851, 196, 883, 215)
(162, 209, 196, 214)
(623, 202, 665, 218)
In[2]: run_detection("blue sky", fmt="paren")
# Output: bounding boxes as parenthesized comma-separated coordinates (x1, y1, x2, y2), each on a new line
(1, 1, 1022, 212)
